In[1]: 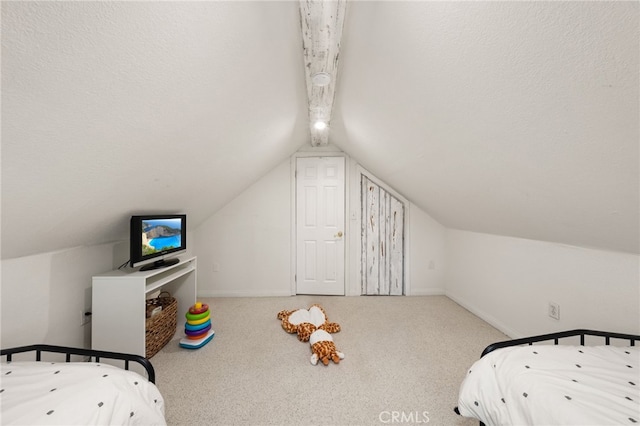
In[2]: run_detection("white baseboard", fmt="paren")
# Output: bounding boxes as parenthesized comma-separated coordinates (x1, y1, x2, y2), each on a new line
(199, 290, 448, 297)
(445, 292, 520, 338)
(197, 291, 293, 298)
(409, 288, 445, 296)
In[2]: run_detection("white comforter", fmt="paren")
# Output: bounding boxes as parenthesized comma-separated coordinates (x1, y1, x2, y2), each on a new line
(1, 361, 166, 425)
(457, 345, 640, 426)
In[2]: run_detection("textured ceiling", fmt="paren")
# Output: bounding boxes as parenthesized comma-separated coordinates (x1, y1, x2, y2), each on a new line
(2, 1, 638, 260)
(2, 1, 308, 259)
(332, 1, 639, 254)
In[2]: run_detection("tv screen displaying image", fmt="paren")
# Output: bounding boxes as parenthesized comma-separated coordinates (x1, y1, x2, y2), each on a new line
(142, 218, 182, 254)
(130, 214, 186, 270)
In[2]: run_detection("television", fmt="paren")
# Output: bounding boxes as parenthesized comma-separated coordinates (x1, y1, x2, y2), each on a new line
(130, 214, 187, 271)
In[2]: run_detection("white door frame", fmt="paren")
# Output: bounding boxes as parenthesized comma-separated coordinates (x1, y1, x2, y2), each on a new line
(290, 151, 350, 295)
(289, 153, 411, 296)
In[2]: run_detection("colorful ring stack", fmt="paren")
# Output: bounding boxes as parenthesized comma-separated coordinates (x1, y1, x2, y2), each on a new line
(179, 302, 215, 349)
(185, 302, 211, 339)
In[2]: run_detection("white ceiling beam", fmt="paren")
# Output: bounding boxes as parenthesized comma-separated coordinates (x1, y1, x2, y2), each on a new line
(299, 0, 347, 146)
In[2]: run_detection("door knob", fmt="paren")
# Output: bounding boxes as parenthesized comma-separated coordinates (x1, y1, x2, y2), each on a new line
(335, 231, 343, 238)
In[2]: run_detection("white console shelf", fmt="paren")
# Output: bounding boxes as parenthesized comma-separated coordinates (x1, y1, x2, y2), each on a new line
(92, 256, 197, 357)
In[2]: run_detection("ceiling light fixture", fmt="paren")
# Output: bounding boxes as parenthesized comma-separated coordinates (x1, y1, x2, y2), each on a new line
(311, 72, 331, 87)
(314, 120, 328, 130)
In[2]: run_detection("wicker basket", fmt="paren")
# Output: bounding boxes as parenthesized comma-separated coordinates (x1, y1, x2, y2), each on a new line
(145, 291, 177, 358)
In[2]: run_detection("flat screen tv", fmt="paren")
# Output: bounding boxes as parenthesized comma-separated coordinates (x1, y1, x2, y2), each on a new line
(130, 214, 186, 271)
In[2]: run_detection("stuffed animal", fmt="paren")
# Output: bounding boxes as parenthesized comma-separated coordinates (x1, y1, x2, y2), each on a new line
(309, 328, 344, 366)
(277, 304, 340, 341)
(277, 304, 344, 365)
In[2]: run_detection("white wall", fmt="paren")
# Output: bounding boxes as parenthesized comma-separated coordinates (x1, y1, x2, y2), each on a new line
(1, 242, 126, 349)
(193, 154, 447, 297)
(445, 229, 640, 337)
(3, 181, 636, 350)
(194, 160, 292, 297)
(409, 204, 446, 295)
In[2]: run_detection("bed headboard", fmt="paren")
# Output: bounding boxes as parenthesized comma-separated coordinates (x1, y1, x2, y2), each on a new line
(1, 344, 156, 383)
(481, 329, 640, 358)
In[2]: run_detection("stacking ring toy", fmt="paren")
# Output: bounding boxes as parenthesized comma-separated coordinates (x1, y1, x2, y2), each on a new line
(187, 314, 210, 326)
(189, 303, 209, 315)
(186, 310, 210, 321)
(187, 332, 209, 340)
(185, 320, 211, 331)
(185, 324, 211, 336)
(180, 301, 215, 350)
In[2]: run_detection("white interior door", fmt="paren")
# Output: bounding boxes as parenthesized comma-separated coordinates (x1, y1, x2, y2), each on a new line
(296, 157, 345, 295)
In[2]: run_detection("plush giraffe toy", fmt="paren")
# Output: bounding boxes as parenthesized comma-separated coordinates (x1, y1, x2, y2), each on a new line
(277, 304, 344, 365)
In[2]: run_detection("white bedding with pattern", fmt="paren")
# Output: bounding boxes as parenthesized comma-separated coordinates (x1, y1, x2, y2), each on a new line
(1, 361, 165, 425)
(457, 345, 640, 425)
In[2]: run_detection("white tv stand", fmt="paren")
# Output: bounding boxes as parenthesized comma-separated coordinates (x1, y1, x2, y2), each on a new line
(92, 256, 197, 357)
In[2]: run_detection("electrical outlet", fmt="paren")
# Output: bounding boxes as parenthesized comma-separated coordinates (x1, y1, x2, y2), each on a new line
(81, 310, 91, 326)
(548, 302, 560, 320)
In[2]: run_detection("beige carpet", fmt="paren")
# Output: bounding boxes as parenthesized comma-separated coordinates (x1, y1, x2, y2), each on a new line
(150, 295, 508, 426)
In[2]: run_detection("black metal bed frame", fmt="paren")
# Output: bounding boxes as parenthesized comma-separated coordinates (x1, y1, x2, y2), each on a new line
(455, 329, 640, 425)
(1, 344, 156, 383)
(480, 328, 639, 357)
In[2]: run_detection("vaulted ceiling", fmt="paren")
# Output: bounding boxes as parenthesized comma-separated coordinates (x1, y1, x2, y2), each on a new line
(2, 1, 638, 259)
